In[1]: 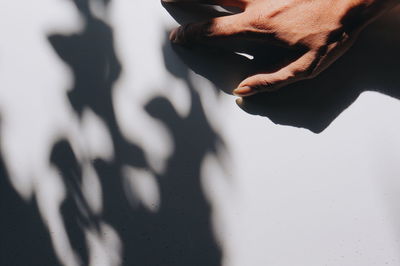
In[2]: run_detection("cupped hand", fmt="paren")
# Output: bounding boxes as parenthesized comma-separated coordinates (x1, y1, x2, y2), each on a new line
(165, 0, 398, 96)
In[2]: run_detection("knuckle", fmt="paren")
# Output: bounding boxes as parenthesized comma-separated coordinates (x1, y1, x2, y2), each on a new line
(248, 15, 267, 31)
(327, 28, 347, 43)
(173, 22, 210, 45)
(253, 80, 275, 91)
(297, 67, 315, 79)
(297, 52, 322, 79)
(246, 10, 274, 32)
(295, 67, 316, 80)
(184, 22, 208, 36)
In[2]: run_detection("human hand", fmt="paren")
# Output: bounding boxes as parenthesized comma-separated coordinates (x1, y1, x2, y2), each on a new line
(165, 0, 399, 96)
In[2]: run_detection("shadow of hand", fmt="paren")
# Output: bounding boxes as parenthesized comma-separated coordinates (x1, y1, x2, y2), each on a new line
(238, 12, 400, 133)
(163, 3, 400, 133)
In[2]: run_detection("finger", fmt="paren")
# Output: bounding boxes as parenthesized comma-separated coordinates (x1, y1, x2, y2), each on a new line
(162, 0, 248, 9)
(233, 51, 320, 96)
(169, 14, 247, 45)
(309, 33, 356, 77)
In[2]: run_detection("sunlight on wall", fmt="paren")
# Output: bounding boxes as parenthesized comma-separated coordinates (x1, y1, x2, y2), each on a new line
(0, 1, 230, 266)
(1, 1, 400, 266)
(0, 1, 122, 265)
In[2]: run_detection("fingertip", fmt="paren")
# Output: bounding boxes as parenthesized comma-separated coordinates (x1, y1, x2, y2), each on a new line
(235, 97, 250, 113)
(169, 27, 179, 43)
(235, 97, 243, 106)
(233, 86, 256, 97)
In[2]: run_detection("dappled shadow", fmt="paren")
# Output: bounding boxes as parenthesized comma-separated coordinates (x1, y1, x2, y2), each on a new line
(44, 0, 225, 265)
(50, 140, 100, 266)
(164, 4, 400, 133)
(48, 1, 147, 169)
(0, 142, 60, 266)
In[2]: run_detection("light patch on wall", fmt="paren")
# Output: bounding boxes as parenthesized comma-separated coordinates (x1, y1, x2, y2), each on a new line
(81, 164, 103, 215)
(122, 166, 161, 212)
(113, 94, 174, 174)
(88, 0, 108, 22)
(81, 108, 114, 162)
(200, 151, 234, 263)
(36, 168, 81, 266)
(110, 0, 180, 174)
(235, 52, 254, 60)
(86, 223, 122, 266)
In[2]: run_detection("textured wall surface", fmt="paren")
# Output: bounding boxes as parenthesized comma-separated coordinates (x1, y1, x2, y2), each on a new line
(0, 1, 400, 266)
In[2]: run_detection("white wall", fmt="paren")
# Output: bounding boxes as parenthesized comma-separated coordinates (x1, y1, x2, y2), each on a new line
(0, 1, 400, 266)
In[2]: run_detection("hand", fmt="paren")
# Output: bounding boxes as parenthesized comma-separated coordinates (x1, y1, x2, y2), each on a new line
(165, 0, 399, 96)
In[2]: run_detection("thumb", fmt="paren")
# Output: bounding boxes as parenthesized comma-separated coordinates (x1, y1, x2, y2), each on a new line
(233, 51, 319, 96)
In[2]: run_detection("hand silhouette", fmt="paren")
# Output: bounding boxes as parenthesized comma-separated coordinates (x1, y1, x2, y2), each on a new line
(165, 0, 399, 96)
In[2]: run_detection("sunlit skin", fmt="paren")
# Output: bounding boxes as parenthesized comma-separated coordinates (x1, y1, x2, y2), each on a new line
(165, 0, 400, 96)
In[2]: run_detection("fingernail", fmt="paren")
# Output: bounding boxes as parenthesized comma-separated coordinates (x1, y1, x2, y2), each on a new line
(169, 27, 183, 44)
(235, 97, 243, 105)
(233, 86, 254, 97)
(169, 28, 178, 43)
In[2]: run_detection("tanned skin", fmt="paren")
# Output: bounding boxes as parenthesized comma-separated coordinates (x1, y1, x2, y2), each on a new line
(165, 0, 400, 96)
